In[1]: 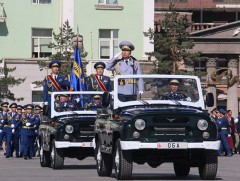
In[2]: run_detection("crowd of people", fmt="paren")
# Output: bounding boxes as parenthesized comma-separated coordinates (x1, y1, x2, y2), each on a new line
(210, 108, 240, 156)
(0, 103, 42, 159)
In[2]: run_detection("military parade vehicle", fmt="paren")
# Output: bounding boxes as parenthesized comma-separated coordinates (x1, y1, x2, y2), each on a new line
(39, 91, 100, 169)
(94, 74, 220, 180)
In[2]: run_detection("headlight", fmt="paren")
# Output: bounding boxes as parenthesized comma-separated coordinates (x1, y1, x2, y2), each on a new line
(197, 119, 208, 131)
(65, 125, 74, 133)
(135, 119, 146, 130)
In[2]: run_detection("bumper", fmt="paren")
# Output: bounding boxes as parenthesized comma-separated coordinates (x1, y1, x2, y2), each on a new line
(55, 141, 93, 148)
(120, 140, 221, 150)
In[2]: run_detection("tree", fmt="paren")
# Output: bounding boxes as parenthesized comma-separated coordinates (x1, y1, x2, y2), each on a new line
(0, 65, 26, 102)
(33, 20, 87, 87)
(145, 3, 201, 75)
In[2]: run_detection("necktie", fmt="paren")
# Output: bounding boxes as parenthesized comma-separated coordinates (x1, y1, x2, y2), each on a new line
(125, 61, 128, 65)
(99, 76, 102, 81)
(55, 75, 57, 80)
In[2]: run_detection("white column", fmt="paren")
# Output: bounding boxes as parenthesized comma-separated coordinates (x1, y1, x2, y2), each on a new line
(142, 0, 154, 60)
(61, 0, 74, 28)
(227, 59, 238, 118)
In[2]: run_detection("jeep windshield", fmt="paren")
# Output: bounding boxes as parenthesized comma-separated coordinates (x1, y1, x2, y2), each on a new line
(113, 75, 205, 109)
(51, 91, 102, 118)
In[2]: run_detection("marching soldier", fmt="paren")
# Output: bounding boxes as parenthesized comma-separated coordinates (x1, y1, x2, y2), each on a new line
(86, 62, 111, 92)
(21, 104, 40, 160)
(8, 103, 22, 158)
(0, 102, 9, 156)
(33, 105, 42, 157)
(43, 60, 69, 114)
(106, 41, 144, 102)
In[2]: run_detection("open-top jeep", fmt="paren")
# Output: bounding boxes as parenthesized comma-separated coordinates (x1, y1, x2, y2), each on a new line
(39, 91, 101, 169)
(94, 74, 220, 180)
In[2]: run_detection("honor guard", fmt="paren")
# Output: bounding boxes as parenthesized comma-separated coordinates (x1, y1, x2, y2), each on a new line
(165, 79, 190, 101)
(8, 103, 22, 158)
(33, 105, 42, 157)
(0, 102, 9, 154)
(106, 41, 144, 102)
(86, 62, 111, 92)
(216, 108, 232, 156)
(43, 60, 70, 112)
(21, 104, 40, 160)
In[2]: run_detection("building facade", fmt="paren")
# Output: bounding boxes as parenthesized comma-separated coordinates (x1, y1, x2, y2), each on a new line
(154, 0, 240, 116)
(0, 0, 154, 105)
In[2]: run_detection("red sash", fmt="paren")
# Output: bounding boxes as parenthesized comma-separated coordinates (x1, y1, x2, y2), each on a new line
(95, 74, 107, 92)
(48, 75, 61, 91)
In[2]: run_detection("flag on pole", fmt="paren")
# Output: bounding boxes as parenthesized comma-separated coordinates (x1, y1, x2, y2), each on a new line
(70, 47, 86, 107)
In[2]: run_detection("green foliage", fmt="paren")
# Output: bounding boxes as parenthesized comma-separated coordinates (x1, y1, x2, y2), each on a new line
(33, 21, 88, 87)
(145, 3, 202, 75)
(0, 66, 26, 102)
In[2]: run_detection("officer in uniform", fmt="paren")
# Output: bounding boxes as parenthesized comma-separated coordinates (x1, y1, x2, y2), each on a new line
(21, 104, 40, 160)
(86, 62, 111, 92)
(33, 105, 42, 157)
(165, 79, 190, 101)
(16, 105, 23, 115)
(43, 60, 70, 114)
(0, 102, 9, 155)
(8, 103, 22, 158)
(85, 95, 102, 110)
(217, 108, 232, 156)
(106, 41, 144, 102)
(54, 94, 75, 112)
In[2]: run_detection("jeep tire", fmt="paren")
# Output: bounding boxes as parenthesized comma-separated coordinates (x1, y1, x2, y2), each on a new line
(51, 139, 64, 169)
(95, 139, 112, 176)
(40, 138, 51, 167)
(114, 139, 132, 180)
(173, 162, 190, 177)
(198, 150, 218, 180)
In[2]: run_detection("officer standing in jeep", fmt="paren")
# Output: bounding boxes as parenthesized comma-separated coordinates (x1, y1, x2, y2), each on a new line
(43, 60, 69, 114)
(106, 41, 144, 102)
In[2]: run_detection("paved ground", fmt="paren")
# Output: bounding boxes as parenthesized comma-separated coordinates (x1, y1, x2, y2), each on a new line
(0, 150, 240, 181)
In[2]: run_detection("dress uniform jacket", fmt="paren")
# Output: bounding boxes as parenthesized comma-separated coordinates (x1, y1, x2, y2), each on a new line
(86, 75, 111, 92)
(106, 56, 144, 95)
(43, 74, 70, 105)
(0, 111, 8, 148)
(165, 91, 187, 101)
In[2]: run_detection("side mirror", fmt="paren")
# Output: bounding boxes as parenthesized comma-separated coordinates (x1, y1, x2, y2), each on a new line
(102, 92, 110, 107)
(206, 92, 214, 107)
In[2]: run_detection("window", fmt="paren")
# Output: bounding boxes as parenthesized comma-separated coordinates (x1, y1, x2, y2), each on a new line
(99, 29, 119, 59)
(32, 0, 52, 4)
(99, 0, 118, 5)
(32, 28, 53, 58)
(32, 91, 43, 104)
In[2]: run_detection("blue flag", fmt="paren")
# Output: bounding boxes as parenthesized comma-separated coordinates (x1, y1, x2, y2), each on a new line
(70, 48, 86, 107)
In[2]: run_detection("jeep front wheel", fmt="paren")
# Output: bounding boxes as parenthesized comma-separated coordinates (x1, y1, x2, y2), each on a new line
(173, 162, 190, 177)
(95, 140, 112, 176)
(40, 138, 51, 167)
(198, 150, 218, 180)
(114, 139, 132, 180)
(51, 139, 64, 169)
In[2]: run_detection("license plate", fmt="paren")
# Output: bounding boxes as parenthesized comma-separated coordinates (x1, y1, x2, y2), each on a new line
(157, 142, 188, 149)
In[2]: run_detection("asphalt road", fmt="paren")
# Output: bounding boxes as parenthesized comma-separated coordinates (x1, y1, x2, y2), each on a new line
(0, 151, 240, 181)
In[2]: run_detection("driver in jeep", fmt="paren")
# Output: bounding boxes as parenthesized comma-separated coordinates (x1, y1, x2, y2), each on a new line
(165, 79, 191, 101)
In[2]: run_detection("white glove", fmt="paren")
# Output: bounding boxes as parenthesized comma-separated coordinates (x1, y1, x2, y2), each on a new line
(0, 130, 2, 133)
(114, 51, 122, 59)
(44, 102, 48, 105)
(11, 124, 14, 128)
(228, 134, 231, 137)
(0, 120, 3, 123)
(12, 129, 15, 134)
(35, 130, 38, 134)
(139, 91, 144, 95)
(64, 103, 67, 107)
(75, 98, 80, 103)
(26, 123, 31, 127)
(186, 97, 191, 102)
